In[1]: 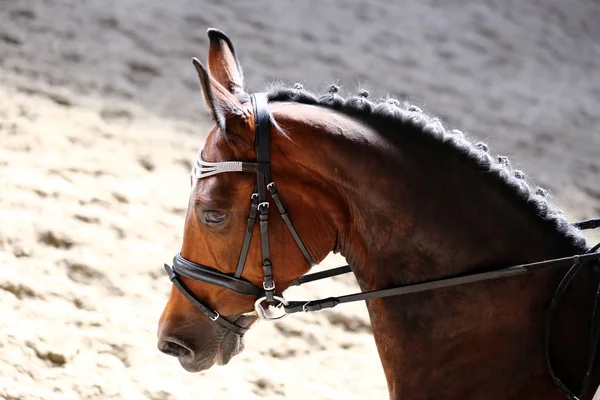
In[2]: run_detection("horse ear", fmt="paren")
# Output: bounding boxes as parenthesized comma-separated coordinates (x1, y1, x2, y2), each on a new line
(192, 58, 250, 135)
(207, 29, 244, 95)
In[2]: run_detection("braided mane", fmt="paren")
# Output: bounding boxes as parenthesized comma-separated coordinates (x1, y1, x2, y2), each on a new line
(257, 83, 587, 250)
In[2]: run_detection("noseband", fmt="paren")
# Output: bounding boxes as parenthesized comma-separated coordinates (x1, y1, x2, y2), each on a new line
(163, 92, 600, 399)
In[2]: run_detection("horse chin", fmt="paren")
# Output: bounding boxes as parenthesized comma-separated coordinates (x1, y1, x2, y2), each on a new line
(178, 332, 245, 372)
(179, 356, 214, 373)
(215, 332, 245, 366)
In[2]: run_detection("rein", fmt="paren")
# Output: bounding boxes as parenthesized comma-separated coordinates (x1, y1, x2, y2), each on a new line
(164, 92, 600, 399)
(284, 246, 600, 314)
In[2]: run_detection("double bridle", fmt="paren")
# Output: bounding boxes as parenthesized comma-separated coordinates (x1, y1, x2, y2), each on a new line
(164, 92, 600, 399)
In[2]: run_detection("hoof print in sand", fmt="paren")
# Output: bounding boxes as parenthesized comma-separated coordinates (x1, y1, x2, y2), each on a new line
(63, 260, 124, 296)
(251, 378, 284, 396)
(12, 245, 32, 258)
(138, 157, 155, 172)
(326, 311, 372, 333)
(25, 339, 76, 367)
(143, 390, 175, 400)
(38, 230, 74, 249)
(73, 214, 101, 224)
(0, 281, 38, 299)
(112, 192, 129, 204)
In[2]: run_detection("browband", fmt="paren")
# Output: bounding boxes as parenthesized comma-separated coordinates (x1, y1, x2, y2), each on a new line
(191, 156, 263, 180)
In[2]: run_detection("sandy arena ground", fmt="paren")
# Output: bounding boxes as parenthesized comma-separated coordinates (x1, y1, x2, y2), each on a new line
(1, 1, 599, 399)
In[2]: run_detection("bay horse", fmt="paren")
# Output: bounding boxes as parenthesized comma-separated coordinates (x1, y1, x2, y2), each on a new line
(157, 29, 600, 399)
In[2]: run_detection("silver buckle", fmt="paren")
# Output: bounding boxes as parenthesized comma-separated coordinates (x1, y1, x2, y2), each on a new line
(254, 296, 288, 321)
(263, 281, 275, 291)
(209, 311, 220, 321)
(241, 310, 258, 317)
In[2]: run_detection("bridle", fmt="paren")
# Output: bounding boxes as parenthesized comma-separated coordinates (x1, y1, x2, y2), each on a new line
(163, 92, 316, 335)
(163, 92, 600, 399)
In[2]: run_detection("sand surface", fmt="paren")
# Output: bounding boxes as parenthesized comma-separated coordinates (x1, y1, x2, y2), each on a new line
(1, 1, 599, 399)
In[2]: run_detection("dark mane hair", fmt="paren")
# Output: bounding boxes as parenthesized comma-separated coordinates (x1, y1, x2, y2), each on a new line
(256, 83, 587, 250)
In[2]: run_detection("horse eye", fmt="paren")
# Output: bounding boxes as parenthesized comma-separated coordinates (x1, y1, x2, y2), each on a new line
(201, 210, 227, 226)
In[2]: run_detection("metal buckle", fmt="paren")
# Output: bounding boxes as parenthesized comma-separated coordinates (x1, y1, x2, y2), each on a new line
(254, 296, 288, 321)
(263, 281, 275, 291)
(210, 311, 220, 321)
(241, 310, 258, 317)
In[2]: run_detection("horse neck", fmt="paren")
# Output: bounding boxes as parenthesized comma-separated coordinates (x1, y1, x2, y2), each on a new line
(274, 103, 593, 399)
(277, 105, 586, 280)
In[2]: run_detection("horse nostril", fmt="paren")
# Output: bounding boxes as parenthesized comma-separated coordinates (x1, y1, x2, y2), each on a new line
(158, 338, 192, 358)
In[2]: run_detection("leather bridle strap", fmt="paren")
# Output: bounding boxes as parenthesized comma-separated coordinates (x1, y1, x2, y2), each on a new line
(291, 265, 352, 286)
(234, 193, 259, 278)
(268, 182, 316, 266)
(574, 219, 600, 230)
(164, 261, 251, 335)
(253, 93, 276, 304)
(284, 250, 600, 314)
(170, 253, 263, 297)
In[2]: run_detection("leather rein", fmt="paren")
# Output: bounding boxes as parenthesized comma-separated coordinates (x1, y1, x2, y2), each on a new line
(163, 92, 600, 399)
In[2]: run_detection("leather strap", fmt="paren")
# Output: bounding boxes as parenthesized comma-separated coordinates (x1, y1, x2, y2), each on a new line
(290, 265, 352, 286)
(252, 93, 277, 304)
(252, 93, 271, 178)
(234, 193, 259, 278)
(284, 251, 600, 314)
(268, 182, 315, 266)
(253, 93, 270, 205)
(258, 201, 275, 303)
(172, 253, 263, 297)
(164, 262, 250, 335)
(574, 219, 600, 230)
